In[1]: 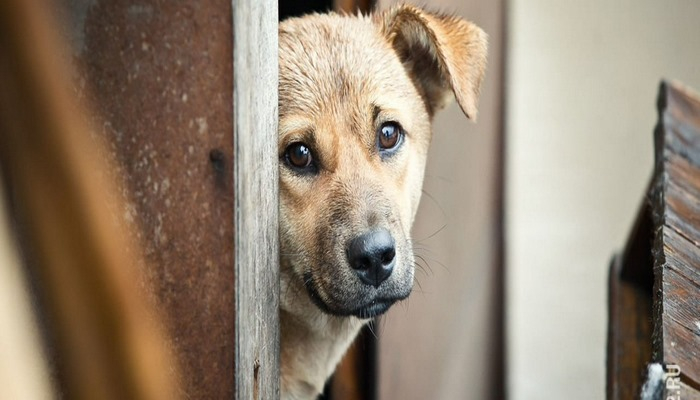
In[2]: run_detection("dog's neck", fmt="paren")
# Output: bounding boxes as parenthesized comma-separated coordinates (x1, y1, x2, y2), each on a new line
(279, 272, 365, 399)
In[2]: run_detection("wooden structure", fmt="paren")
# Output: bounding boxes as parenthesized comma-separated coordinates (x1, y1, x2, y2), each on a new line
(233, 1, 280, 398)
(608, 81, 700, 399)
(1, 0, 278, 398)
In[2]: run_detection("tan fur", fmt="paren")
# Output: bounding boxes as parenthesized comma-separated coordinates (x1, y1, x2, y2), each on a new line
(278, 5, 487, 399)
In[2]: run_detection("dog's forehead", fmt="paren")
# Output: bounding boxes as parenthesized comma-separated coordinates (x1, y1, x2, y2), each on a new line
(278, 14, 415, 120)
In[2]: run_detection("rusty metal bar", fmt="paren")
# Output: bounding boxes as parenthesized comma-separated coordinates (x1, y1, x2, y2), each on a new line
(69, 0, 243, 397)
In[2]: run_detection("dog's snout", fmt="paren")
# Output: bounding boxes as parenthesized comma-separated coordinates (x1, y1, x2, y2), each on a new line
(347, 228, 396, 288)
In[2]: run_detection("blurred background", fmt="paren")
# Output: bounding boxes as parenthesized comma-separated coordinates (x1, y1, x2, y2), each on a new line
(2, 0, 700, 399)
(507, 2, 700, 399)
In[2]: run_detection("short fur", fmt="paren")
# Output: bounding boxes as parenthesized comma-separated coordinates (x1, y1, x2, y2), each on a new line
(278, 5, 487, 399)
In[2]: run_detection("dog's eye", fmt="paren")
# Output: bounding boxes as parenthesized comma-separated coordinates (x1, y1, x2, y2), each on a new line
(284, 142, 315, 171)
(377, 122, 403, 154)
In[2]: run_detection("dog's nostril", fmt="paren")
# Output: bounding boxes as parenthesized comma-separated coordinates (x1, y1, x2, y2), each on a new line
(380, 248, 395, 265)
(347, 228, 396, 288)
(356, 256, 371, 270)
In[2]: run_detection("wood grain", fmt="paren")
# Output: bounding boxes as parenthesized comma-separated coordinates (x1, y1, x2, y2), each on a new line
(233, 0, 281, 398)
(607, 81, 700, 399)
(665, 382, 700, 400)
(651, 81, 700, 392)
(606, 214, 653, 400)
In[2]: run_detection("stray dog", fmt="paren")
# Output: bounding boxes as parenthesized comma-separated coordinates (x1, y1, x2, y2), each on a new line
(279, 4, 487, 399)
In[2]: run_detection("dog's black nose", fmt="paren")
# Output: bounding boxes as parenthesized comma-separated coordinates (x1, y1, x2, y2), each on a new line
(347, 228, 396, 288)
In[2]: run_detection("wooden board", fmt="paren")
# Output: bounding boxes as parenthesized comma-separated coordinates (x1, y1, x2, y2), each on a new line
(606, 204, 654, 400)
(651, 81, 700, 393)
(233, 0, 280, 398)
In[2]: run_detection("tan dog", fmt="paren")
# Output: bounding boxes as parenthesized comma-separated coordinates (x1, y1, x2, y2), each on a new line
(278, 5, 487, 399)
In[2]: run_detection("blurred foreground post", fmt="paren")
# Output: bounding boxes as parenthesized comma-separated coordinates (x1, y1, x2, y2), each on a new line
(0, 0, 177, 399)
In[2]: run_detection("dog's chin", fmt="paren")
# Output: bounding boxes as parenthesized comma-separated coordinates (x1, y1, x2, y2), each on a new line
(302, 272, 409, 319)
(351, 299, 395, 319)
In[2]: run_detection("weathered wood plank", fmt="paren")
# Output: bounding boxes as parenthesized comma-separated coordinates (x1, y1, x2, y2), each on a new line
(607, 255, 653, 400)
(672, 382, 700, 400)
(651, 81, 700, 392)
(660, 259, 700, 385)
(662, 229, 700, 287)
(660, 84, 700, 167)
(666, 172, 700, 245)
(233, 0, 280, 398)
(667, 153, 700, 206)
(663, 375, 700, 400)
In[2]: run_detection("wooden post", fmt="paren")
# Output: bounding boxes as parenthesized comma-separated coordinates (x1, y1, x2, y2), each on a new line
(233, 0, 280, 398)
(0, 0, 176, 398)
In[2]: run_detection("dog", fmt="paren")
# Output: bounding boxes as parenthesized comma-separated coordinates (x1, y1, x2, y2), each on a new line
(278, 4, 487, 399)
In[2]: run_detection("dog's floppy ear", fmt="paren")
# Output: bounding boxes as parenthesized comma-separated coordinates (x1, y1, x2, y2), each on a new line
(377, 5, 488, 120)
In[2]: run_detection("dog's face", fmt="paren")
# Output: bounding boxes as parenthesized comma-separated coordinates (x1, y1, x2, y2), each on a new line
(278, 6, 487, 320)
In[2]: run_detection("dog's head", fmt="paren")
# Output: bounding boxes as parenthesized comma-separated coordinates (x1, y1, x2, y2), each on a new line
(278, 5, 487, 320)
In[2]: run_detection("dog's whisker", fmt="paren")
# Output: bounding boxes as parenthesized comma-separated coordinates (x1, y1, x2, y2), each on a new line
(413, 256, 435, 276)
(380, 314, 389, 332)
(403, 297, 411, 314)
(414, 267, 429, 278)
(415, 252, 449, 273)
(411, 257, 430, 276)
(412, 263, 431, 280)
(413, 275, 425, 294)
(420, 188, 447, 220)
(411, 244, 440, 257)
(366, 320, 378, 339)
(414, 222, 448, 243)
(423, 173, 455, 185)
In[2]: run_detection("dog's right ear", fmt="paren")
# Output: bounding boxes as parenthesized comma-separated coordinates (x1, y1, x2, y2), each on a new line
(377, 5, 488, 120)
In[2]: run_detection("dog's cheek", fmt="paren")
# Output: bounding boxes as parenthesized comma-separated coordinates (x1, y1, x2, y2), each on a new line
(278, 188, 313, 278)
(312, 203, 351, 298)
(404, 150, 428, 227)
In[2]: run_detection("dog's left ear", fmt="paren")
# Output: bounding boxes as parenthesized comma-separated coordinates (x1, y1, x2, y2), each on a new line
(377, 5, 488, 120)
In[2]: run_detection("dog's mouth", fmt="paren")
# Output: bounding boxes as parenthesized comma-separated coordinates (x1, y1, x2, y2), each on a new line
(352, 299, 395, 319)
(303, 271, 404, 319)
